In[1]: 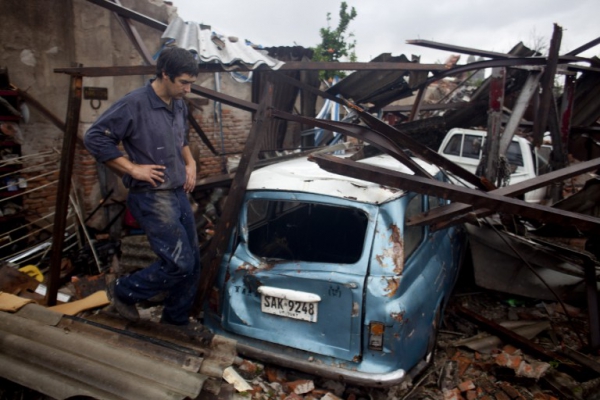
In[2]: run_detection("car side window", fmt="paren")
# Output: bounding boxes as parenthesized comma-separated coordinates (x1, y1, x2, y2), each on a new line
(404, 195, 424, 261)
(462, 135, 482, 159)
(442, 134, 462, 156)
(506, 141, 524, 167)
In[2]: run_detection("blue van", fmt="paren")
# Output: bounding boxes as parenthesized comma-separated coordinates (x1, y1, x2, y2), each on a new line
(204, 152, 466, 386)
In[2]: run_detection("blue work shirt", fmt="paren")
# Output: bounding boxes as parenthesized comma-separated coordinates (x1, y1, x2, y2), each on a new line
(84, 80, 189, 191)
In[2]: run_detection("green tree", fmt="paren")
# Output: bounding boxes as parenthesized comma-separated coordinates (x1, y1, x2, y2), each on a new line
(312, 2, 357, 81)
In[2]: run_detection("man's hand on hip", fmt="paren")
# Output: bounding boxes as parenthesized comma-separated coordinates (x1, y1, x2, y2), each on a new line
(131, 164, 166, 187)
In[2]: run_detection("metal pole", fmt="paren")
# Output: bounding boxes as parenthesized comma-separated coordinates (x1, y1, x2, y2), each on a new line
(584, 257, 600, 350)
(498, 71, 541, 156)
(192, 81, 274, 314)
(45, 73, 83, 306)
(483, 67, 505, 184)
(533, 24, 562, 147)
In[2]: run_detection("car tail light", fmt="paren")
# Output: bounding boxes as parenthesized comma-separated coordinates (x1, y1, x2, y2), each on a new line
(368, 322, 385, 351)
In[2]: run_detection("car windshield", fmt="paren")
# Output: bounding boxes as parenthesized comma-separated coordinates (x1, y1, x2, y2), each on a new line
(247, 199, 369, 264)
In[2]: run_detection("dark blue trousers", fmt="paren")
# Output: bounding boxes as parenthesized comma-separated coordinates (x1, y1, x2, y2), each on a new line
(116, 188, 201, 325)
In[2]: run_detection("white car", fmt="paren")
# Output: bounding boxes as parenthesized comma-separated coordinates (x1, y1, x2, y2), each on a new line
(438, 128, 552, 203)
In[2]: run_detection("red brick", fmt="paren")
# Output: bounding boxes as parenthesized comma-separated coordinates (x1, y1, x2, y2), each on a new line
(495, 352, 522, 370)
(458, 380, 475, 392)
(264, 365, 286, 383)
(283, 393, 303, 400)
(495, 390, 511, 400)
(498, 382, 523, 399)
(502, 345, 519, 355)
(284, 379, 314, 395)
(443, 388, 465, 400)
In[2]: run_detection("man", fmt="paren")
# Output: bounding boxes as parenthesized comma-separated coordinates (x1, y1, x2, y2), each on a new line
(84, 47, 201, 325)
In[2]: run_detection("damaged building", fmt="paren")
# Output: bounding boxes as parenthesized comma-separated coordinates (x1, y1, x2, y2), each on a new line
(1, 0, 600, 399)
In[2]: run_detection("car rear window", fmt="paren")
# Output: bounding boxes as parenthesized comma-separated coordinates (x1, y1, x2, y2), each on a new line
(247, 199, 368, 264)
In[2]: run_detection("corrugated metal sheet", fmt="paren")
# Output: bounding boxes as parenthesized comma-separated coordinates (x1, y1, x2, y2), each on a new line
(326, 53, 414, 108)
(0, 304, 236, 400)
(162, 16, 284, 70)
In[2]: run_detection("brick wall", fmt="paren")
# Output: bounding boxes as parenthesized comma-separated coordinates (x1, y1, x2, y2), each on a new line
(74, 143, 99, 201)
(191, 106, 253, 178)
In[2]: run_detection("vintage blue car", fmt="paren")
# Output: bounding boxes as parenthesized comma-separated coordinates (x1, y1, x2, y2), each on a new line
(204, 152, 466, 386)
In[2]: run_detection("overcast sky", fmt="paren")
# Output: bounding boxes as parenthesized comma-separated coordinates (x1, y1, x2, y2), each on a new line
(171, 0, 598, 64)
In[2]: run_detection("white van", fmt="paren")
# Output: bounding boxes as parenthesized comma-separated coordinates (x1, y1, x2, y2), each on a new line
(438, 128, 552, 203)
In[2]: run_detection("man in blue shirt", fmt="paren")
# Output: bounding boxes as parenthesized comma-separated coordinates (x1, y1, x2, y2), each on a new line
(84, 47, 201, 325)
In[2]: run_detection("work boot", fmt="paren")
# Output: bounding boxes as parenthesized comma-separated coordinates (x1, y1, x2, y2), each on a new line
(160, 318, 214, 344)
(106, 280, 140, 322)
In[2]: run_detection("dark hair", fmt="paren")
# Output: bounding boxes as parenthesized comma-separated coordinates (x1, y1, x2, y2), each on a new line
(155, 47, 199, 81)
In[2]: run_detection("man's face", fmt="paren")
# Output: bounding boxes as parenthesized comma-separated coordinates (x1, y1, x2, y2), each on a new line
(165, 73, 196, 99)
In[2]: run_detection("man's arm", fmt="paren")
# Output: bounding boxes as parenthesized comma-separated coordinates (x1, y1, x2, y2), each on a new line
(181, 145, 196, 193)
(106, 156, 166, 187)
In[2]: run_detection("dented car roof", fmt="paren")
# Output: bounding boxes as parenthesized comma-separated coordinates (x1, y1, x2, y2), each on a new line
(247, 153, 441, 204)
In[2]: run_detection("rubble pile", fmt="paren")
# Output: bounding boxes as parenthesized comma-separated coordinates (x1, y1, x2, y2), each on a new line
(1, 257, 600, 399)
(220, 289, 600, 400)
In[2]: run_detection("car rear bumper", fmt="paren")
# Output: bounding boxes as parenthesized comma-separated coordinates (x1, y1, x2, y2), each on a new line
(236, 342, 429, 388)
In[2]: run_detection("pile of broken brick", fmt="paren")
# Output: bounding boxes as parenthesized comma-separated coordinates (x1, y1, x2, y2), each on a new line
(224, 289, 600, 400)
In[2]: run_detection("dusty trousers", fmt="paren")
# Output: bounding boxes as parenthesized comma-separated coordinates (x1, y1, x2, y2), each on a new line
(115, 187, 201, 325)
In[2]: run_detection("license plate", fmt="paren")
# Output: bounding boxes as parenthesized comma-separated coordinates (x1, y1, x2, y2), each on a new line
(261, 295, 318, 322)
